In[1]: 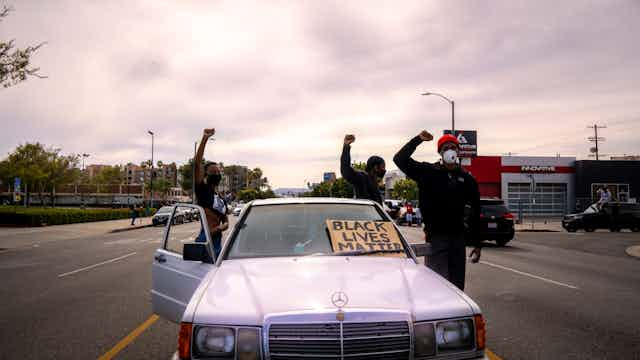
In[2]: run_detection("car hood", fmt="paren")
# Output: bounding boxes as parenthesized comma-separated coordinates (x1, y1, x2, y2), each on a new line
(193, 256, 476, 325)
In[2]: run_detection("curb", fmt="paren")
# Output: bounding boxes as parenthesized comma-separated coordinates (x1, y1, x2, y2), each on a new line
(625, 245, 640, 259)
(109, 224, 154, 233)
(516, 229, 561, 233)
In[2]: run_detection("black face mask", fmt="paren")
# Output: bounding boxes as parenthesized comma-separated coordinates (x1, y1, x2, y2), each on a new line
(376, 169, 386, 178)
(207, 174, 222, 186)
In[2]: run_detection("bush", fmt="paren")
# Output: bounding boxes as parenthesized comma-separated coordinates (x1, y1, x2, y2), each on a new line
(0, 206, 157, 226)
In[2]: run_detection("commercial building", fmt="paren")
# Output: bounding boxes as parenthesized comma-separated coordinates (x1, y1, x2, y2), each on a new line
(124, 163, 177, 187)
(464, 156, 576, 217)
(383, 170, 406, 199)
(574, 160, 640, 210)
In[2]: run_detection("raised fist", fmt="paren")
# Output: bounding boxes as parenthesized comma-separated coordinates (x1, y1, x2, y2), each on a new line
(344, 134, 356, 145)
(418, 130, 433, 142)
(203, 128, 216, 138)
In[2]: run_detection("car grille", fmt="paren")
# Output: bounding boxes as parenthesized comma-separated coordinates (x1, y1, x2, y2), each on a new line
(268, 321, 410, 359)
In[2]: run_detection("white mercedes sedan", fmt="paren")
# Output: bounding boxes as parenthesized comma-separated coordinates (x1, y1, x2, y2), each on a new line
(152, 198, 487, 360)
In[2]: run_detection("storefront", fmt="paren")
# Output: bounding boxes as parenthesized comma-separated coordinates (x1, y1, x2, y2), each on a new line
(574, 160, 640, 211)
(464, 156, 576, 217)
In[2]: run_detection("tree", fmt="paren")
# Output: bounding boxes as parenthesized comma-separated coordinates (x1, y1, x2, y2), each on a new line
(392, 179, 418, 201)
(178, 158, 207, 192)
(1, 6, 46, 88)
(352, 161, 367, 172)
(46, 152, 79, 206)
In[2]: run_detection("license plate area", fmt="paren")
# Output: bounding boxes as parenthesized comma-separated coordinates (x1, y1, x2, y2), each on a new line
(487, 222, 498, 229)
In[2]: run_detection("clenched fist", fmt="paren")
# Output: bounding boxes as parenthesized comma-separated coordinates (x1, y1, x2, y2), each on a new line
(203, 128, 216, 138)
(418, 130, 433, 142)
(344, 134, 356, 145)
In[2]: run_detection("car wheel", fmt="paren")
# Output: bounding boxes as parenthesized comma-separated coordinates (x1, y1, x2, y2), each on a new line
(584, 227, 595, 232)
(496, 239, 509, 247)
(631, 226, 640, 232)
(609, 227, 620, 232)
(566, 227, 577, 233)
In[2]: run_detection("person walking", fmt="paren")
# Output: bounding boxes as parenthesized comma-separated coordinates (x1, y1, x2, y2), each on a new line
(340, 134, 386, 204)
(194, 128, 229, 261)
(129, 204, 138, 226)
(393, 130, 482, 291)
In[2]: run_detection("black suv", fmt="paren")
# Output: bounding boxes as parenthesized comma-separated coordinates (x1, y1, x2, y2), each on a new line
(465, 199, 516, 246)
(562, 202, 640, 232)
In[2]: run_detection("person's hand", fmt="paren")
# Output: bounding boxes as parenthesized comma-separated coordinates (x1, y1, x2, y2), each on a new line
(203, 128, 216, 138)
(344, 134, 356, 145)
(418, 130, 433, 141)
(469, 247, 481, 263)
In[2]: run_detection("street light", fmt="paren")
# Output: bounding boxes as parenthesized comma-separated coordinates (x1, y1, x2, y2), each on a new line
(148, 130, 154, 208)
(421, 91, 455, 132)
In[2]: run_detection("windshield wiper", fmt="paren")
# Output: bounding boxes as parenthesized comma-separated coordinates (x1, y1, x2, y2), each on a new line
(336, 249, 405, 256)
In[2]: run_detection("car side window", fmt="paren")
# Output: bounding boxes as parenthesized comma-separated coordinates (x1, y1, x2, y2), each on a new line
(165, 206, 206, 255)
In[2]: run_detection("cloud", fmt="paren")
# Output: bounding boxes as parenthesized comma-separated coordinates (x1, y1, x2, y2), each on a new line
(1, 0, 639, 187)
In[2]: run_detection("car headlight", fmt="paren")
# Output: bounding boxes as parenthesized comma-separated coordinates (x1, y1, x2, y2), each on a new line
(193, 326, 235, 357)
(192, 326, 261, 359)
(413, 322, 436, 357)
(435, 319, 475, 352)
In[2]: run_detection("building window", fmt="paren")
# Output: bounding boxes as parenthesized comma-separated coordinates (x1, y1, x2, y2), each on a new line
(590, 183, 630, 203)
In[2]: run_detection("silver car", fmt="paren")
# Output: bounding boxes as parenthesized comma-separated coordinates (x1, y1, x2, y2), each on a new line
(152, 198, 487, 360)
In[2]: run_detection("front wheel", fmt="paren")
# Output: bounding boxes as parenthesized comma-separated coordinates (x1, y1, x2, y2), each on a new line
(631, 225, 640, 232)
(584, 227, 595, 232)
(566, 227, 577, 233)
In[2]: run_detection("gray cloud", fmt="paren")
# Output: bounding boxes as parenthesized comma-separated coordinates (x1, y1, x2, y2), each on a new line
(1, 0, 639, 187)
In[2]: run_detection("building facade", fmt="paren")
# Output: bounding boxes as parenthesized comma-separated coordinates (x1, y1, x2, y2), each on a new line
(574, 160, 640, 210)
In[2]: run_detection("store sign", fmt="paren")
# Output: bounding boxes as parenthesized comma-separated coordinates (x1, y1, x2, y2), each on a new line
(444, 130, 477, 158)
(325, 219, 403, 256)
(521, 165, 556, 173)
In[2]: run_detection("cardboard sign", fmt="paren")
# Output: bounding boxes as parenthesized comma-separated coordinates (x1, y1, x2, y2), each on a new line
(326, 219, 404, 256)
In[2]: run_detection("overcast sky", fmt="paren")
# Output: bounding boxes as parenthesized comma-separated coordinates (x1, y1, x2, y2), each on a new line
(1, 0, 639, 187)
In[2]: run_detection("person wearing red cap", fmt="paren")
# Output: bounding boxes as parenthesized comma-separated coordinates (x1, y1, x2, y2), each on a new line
(393, 130, 481, 291)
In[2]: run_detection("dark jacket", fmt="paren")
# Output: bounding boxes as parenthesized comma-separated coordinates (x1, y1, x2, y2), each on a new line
(340, 144, 383, 204)
(393, 136, 481, 247)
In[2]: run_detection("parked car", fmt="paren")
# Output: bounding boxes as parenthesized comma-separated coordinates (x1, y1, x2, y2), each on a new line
(152, 206, 186, 226)
(562, 202, 640, 232)
(383, 199, 402, 219)
(465, 199, 515, 246)
(152, 199, 488, 360)
(232, 204, 244, 216)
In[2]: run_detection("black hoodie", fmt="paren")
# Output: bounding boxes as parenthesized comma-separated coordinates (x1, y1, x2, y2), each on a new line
(340, 144, 383, 205)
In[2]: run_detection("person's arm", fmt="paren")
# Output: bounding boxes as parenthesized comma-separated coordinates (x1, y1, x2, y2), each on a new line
(194, 128, 215, 185)
(393, 130, 435, 181)
(340, 134, 361, 185)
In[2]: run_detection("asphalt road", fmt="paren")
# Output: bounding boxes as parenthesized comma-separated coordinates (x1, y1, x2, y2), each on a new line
(1, 218, 639, 360)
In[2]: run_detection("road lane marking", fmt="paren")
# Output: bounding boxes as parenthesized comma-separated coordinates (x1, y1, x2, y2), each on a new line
(58, 252, 137, 278)
(486, 348, 503, 360)
(480, 260, 579, 290)
(97, 314, 159, 360)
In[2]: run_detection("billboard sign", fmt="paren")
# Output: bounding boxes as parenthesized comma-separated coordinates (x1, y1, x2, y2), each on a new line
(443, 130, 477, 158)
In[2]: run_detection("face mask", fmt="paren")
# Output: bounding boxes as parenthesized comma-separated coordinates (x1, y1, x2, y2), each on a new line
(377, 169, 386, 178)
(442, 149, 458, 165)
(207, 174, 222, 186)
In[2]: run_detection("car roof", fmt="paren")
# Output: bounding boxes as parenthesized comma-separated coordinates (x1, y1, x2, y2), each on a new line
(250, 197, 377, 206)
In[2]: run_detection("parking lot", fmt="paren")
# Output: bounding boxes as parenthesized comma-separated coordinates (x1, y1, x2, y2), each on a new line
(0, 218, 639, 359)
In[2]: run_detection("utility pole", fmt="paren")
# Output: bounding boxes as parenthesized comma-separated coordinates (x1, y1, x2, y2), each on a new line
(587, 124, 606, 160)
(148, 130, 155, 208)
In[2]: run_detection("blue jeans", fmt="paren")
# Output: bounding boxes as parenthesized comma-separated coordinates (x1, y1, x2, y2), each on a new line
(196, 229, 222, 261)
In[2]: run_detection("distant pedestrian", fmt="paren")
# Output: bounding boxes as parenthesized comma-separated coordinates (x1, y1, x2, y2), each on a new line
(405, 202, 414, 226)
(129, 205, 138, 225)
(340, 134, 386, 204)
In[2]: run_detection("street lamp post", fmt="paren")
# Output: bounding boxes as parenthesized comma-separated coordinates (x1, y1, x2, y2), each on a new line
(421, 91, 455, 132)
(81, 153, 90, 207)
(148, 130, 154, 208)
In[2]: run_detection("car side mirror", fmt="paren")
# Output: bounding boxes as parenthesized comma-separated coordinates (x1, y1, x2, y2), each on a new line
(411, 243, 430, 257)
(183, 243, 213, 263)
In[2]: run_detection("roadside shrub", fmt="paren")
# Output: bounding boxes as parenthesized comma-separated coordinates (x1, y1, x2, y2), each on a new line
(0, 206, 157, 226)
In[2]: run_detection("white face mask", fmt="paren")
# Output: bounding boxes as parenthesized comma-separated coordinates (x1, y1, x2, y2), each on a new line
(442, 149, 458, 164)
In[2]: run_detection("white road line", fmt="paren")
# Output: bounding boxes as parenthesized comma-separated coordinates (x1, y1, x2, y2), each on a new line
(479, 260, 579, 290)
(58, 252, 137, 278)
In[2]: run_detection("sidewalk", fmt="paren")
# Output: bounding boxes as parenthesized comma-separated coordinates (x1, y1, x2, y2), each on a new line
(515, 219, 564, 232)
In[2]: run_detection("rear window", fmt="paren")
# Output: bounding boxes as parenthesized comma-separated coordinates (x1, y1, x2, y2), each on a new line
(481, 203, 509, 217)
(226, 203, 406, 259)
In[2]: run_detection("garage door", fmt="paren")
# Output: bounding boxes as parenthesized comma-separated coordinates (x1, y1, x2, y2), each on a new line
(507, 183, 567, 216)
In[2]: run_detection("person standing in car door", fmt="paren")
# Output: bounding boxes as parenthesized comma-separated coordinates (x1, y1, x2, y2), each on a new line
(393, 130, 482, 291)
(194, 128, 229, 260)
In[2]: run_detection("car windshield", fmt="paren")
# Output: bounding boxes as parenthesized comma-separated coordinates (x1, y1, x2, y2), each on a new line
(583, 204, 599, 214)
(481, 202, 509, 217)
(226, 203, 407, 259)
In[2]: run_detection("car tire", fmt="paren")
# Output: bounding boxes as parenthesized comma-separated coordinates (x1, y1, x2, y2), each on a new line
(496, 239, 509, 247)
(631, 227, 640, 232)
(584, 227, 595, 232)
(609, 227, 620, 232)
(566, 227, 577, 233)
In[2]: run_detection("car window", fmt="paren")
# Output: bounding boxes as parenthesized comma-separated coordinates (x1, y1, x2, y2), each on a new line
(226, 203, 406, 259)
(481, 204, 509, 217)
(165, 206, 207, 255)
(157, 206, 173, 214)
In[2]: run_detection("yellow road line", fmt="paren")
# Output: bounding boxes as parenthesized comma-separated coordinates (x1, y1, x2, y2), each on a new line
(97, 314, 159, 360)
(486, 348, 504, 360)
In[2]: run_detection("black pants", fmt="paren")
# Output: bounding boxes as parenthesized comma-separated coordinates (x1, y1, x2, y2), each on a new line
(425, 233, 466, 291)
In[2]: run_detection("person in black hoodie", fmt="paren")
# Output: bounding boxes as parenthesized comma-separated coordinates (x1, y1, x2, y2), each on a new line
(340, 134, 385, 205)
(393, 130, 481, 291)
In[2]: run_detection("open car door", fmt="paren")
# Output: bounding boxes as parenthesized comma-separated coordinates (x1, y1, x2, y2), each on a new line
(151, 204, 215, 323)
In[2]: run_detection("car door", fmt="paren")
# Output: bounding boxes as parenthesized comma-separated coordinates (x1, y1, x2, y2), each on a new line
(151, 204, 215, 323)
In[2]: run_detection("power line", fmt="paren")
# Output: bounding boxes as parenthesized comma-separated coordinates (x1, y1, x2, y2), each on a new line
(587, 124, 606, 160)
